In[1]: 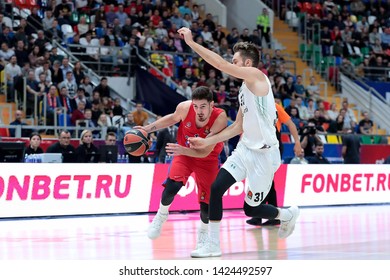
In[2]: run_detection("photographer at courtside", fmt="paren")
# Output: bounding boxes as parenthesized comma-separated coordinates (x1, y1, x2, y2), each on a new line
(300, 121, 322, 157)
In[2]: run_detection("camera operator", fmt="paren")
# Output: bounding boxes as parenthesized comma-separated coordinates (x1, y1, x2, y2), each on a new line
(300, 121, 322, 157)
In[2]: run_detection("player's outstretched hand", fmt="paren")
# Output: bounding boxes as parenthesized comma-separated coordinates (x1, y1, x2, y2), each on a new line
(165, 143, 185, 156)
(177, 27, 193, 44)
(188, 137, 207, 150)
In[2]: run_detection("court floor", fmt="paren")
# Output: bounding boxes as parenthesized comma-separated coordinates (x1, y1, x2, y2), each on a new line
(0, 204, 389, 260)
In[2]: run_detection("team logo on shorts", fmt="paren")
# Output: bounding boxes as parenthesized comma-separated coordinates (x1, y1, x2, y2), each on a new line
(185, 122, 192, 128)
(247, 190, 253, 200)
(200, 192, 206, 201)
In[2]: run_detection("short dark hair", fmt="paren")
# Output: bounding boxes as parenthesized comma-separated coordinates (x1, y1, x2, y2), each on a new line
(30, 132, 41, 140)
(233, 42, 260, 67)
(191, 86, 213, 102)
(105, 132, 117, 140)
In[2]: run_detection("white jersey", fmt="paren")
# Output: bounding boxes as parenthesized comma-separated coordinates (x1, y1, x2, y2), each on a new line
(238, 78, 278, 150)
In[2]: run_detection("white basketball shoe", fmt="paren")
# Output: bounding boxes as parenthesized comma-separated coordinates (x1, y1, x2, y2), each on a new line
(147, 212, 168, 240)
(278, 206, 300, 239)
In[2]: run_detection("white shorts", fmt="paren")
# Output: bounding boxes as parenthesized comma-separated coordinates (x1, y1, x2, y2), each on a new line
(222, 142, 281, 207)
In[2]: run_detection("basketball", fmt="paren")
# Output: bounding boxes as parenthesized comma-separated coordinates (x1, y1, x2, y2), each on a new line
(123, 128, 150, 156)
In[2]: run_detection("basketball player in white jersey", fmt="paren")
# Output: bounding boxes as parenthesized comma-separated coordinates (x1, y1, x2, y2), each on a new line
(178, 27, 300, 258)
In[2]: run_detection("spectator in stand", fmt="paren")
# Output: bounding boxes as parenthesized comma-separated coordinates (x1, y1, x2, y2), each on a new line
(284, 98, 299, 117)
(26, 7, 43, 35)
(327, 114, 346, 134)
(75, 129, 99, 163)
(177, 79, 192, 99)
(132, 101, 149, 126)
(4, 55, 22, 102)
(296, 96, 309, 121)
(116, 4, 128, 27)
(280, 75, 295, 102)
(201, 25, 214, 47)
(358, 112, 374, 135)
(26, 70, 44, 115)
(213, 25, 226, 44)
(317, 100, 330, 122)
(112, 98, 123, 117)
(90, 100, 103, 125)
(34, 61, 52, 84)
(226, 27, 240, 47)
(14, 40, 29, 68)
(272, 49, 285, 65)
(289, 107, 302, 129)
(28, 46, 44, 69)
(93, 77, 111, 99)
(51, 60, 64, 86)
(308, 109, 327, 133)
(25, 132, 44, 155)
(191, 4, 200, 20)
(257, 8, 271, 48)
(47, 129, 76, 155)
(0, 42, 15, 63)
(58, 71, 78, 99)
(327, 102, 339, 121)
(307, 142, 330, 164)
(293, 75, 307, 100)
(320, 25, 332, 56)
(45, 19, 63, 41)
(42, 9, 55, 31)
(45, 85, 63, 126)
(73, 87, 91, 110)
(341, 101, 357, 131)
(71, 100, 86, 126)
(60, 57, 73, 81)
(9, 110, 31, 137)
(306, 76, 320, 101)
(240, 28, 251, 42)
(249, 29, 262, 47)
(58, 86, 74, 115)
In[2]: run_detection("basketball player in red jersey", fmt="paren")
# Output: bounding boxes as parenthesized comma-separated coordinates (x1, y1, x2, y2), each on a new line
(134, 86, 227, 250)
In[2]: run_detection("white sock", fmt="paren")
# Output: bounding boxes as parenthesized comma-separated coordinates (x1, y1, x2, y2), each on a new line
(199, 220, 208, 232)
(158, 202, 170, 215)
(209, 221, 220, 242)
(278, 208, 293, 221)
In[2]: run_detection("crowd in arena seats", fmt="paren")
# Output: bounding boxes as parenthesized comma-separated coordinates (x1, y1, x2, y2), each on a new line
(0, 0, 386, 164)
(290, 0, 390, 81)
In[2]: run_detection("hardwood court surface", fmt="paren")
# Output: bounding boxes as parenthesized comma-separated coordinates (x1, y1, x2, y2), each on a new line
(0, 205, 389, 260)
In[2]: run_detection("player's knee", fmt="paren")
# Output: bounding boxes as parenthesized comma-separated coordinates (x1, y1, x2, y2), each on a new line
(161, 178, 183, 204)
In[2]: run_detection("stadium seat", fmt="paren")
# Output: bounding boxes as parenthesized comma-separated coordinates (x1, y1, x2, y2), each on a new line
(326, 135, 340, 144)
(0, 128, 10, 137)
(360, 135, 372, 144)
(283, 98, 291, 108)
(281, 133, 291, 143)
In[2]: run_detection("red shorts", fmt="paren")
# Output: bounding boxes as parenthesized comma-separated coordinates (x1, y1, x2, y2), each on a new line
(167, 155, 220, 204)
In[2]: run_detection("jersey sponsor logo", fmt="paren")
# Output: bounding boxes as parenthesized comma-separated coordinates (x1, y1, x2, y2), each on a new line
(185, 122, 192, 128)
(204, 127, 210, 135)
(247, 190, 253, 200)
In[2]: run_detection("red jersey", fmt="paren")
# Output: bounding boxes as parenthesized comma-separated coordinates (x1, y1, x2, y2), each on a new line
(177, 105, 224, 161)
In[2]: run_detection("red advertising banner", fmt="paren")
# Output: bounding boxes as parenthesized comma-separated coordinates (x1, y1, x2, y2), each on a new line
(360, 145, 390, 164)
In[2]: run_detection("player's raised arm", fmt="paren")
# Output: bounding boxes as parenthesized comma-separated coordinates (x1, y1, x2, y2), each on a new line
(178, 27, 258, 83)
